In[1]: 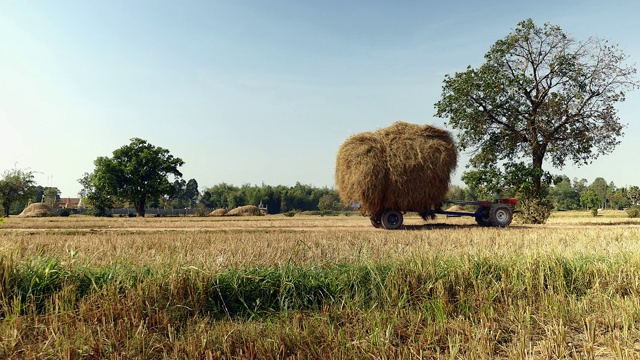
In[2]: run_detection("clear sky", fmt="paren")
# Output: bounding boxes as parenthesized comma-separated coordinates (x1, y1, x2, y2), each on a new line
(1, 0, 638, 197)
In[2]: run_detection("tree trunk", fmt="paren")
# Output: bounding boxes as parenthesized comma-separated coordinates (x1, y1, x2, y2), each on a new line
(532, 160, 543, 199)
(531, 143, 547, 199)
(2, 203, 9, 217)
(135, 199, 146, 217)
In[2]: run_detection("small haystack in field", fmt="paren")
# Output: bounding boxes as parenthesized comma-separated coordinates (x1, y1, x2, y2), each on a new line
(18, 203, 57, 217)
(209, 208, 227, 216)
(335, 121, 457, 216)
(227, 205, 263, 216)
(446, 205, 467, 212)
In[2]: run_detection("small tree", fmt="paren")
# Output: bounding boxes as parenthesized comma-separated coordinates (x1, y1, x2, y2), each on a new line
(588, 177, 609, 209)
(318, 193, 344, 212)
(78, 172, 114, 217)
(610, 190, 630, 210)
(43, 187, 61, 207)
(572, 178, 589, 196)
(184, 179, 199, 208)
(580, 190, 601, 217)
(549, 175, 580, 211)
(0, 168, 37, 217)
(628, 186, 639, 206)
(445, 185, 466, 201)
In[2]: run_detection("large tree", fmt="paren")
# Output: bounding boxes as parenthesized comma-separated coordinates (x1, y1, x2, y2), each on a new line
(0, 168, 37, 217)
(435, 19, 637, 223)
(90, 138, 184, 217)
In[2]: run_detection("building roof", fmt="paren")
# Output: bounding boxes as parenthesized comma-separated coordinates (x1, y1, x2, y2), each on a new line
(55, 197, 82, 209)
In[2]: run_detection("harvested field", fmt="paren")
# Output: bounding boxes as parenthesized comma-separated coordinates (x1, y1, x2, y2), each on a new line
(1, 211, 639, 358)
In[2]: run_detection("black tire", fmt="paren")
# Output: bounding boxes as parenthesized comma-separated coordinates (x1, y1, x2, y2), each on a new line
(490, 204, 513, 227)
(475, 206, 492, 226)
(381, 209, 403, 230)
(370, 216, 382, 228)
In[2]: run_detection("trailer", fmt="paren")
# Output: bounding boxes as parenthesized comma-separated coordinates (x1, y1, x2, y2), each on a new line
(369, 198, 518, 230)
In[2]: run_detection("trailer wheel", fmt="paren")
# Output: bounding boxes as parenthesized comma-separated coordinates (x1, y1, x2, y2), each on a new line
(490, 204, 513, 227)
(475, 206, 492, 226)
(381, 209, 403, 230)
(370, 216, 382, 228)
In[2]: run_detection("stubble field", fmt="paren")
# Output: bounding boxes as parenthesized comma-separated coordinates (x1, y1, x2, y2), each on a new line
(1, 211, 640, 359)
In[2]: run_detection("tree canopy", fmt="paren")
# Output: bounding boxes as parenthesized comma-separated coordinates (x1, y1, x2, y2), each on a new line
(78, 172, 115, 217)
(435, 19, 638, 223)
(0, 168, 37, 217)
(89, 138, 184, 217)
(164, 178, 199, 209)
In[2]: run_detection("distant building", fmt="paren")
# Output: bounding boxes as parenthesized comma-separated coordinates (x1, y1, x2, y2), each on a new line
(55, 198, 83, 209)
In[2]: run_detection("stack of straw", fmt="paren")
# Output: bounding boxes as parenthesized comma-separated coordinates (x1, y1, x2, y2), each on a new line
(335, 121, 457, 215)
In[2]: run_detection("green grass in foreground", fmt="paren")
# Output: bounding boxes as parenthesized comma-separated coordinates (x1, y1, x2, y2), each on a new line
(2, 253, 640, 358)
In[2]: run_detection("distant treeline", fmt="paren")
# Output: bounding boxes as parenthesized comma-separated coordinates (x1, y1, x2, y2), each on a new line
(197, 182, 345, 214)
(446, 175, 639, 211)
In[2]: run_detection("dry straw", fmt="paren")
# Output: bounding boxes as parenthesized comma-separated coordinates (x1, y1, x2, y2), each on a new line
(18, 203, 57, 217)
(335, 121, 457, 215)
(446, 205, 467, 212)
(227, 205, 263, 216)
(209, 208, 228, 217)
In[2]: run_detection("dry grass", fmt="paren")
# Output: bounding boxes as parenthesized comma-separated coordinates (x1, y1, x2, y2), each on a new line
(1, 213, 638, 265)
(335, 121, 457, 215)
(17, 203, 56, 217)
(208, 208, 227, 216)
(1, 211, 640, 358)
(227, 205, 263, 216)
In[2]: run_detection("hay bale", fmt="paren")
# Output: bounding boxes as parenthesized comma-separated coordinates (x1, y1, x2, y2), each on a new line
(335, 121, 457, 215)
(18, 203, 57, 217)
(335, 132, 388, 215)
(227, 205, 263, 216)
(446, 205, 467, 212)
(209, 208, 227, 216)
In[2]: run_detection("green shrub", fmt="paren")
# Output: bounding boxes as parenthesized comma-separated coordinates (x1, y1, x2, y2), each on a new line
(88, 208, 112, 217)
(517, 197, 552, 224)
(627, 206, 640, 218)
(309, 210, 339, 216)
(284, 210, 297, 217)
(59, 209, 71, 217)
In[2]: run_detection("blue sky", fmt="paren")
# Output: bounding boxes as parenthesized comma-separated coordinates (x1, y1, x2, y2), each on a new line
(1, 1, 638, 197)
